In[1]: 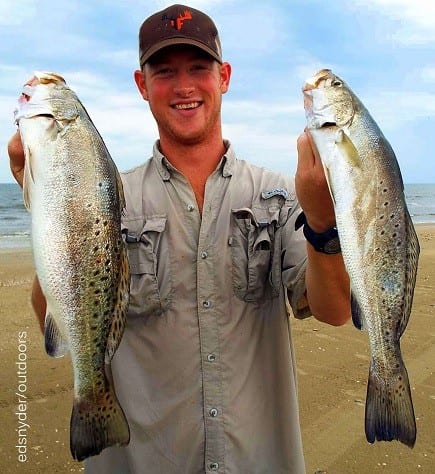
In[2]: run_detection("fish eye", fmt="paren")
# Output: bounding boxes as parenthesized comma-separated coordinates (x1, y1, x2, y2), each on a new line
(332, 80, 342, 87)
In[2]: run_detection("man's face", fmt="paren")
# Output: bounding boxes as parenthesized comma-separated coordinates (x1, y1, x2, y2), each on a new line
(135, 45, 231, 146)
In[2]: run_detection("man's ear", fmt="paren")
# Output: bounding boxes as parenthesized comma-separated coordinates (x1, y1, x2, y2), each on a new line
(219, 62, 231, 94)
(134, 70, 149, 101)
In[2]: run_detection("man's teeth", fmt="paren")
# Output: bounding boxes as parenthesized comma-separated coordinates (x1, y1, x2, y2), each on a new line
(175, 102, 199, 110)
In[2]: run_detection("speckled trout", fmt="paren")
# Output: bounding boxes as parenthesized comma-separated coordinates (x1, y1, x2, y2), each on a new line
(14, 72, 130, 461)
(303, 69, 419, 447)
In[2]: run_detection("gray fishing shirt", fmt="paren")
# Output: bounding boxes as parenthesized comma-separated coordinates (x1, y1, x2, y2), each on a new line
(85, 141, 310, 474)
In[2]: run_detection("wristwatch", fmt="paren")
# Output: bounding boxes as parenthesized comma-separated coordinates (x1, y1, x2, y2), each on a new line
(295, 212, 341, 254)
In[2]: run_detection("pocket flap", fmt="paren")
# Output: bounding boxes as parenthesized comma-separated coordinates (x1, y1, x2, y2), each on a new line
(142, 216, 167, 234)
(232, 207, 279, 227)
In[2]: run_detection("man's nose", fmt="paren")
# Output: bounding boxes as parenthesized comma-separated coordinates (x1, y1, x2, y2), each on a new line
(173, 71, 195, 96)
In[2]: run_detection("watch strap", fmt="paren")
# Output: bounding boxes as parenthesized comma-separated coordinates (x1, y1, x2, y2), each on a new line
(295, 212, 341, 254)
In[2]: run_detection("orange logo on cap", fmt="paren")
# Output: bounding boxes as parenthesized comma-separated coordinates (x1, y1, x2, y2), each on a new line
(166, 10, 192, 30)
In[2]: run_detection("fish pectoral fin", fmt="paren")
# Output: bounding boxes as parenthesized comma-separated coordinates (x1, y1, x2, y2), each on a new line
(44, 312, 69, 357)
(351, 292, 365, 330)
(323, 164, 336, 205)
(335, 129, 362, 168)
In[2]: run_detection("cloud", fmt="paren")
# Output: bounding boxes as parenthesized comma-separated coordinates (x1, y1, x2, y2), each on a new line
(352, 0, 435, 44)
(0, 0, 36, 26)
(419, 66, 435, 84)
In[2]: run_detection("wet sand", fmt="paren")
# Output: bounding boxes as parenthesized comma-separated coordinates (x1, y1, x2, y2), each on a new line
(0, 225, 434, 473)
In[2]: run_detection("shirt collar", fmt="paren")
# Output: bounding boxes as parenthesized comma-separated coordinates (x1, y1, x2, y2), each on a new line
(152, 139, 236, 180)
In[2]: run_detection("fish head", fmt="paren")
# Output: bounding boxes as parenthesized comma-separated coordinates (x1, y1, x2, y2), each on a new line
(303, 69, 354, 130)
(14, 71, 79, 125)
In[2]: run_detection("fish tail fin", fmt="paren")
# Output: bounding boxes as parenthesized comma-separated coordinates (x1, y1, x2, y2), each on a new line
(365, 360, 416, 448)
(70, 371, 130, 461)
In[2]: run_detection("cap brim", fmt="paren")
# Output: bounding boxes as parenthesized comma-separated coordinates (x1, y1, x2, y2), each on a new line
(140, 38, 222, 67)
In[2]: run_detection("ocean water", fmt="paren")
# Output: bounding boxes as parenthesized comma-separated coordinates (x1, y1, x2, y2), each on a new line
(0, 183, 31, 249)
(0, 182, 434, 249)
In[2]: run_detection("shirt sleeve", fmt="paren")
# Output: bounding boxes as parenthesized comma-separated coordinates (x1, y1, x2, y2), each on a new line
(281, 200, 312, 319)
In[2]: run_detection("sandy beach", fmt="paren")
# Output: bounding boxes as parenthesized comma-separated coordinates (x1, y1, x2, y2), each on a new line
(0, 226, 433, 473)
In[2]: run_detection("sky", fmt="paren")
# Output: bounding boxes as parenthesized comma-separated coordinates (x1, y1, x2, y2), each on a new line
(1, 0, 434, 183)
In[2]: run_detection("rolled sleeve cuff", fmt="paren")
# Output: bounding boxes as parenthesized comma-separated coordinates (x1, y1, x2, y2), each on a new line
(283, 257, 312, 319)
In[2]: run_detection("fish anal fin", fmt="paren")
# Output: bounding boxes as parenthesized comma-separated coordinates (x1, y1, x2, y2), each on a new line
(44, 312, 69, 357)
(335, 129, 362, 168)
(351, 292, 364, 330)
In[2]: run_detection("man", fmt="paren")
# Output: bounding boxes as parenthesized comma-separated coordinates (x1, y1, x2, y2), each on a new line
(8, 4, 350, 473)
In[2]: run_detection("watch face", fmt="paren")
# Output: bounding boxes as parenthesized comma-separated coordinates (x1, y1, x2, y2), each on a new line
(324, 237, 341, 254)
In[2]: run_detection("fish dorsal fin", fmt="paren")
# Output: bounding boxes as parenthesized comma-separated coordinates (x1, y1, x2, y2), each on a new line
(115, 169, 126, 214)
(105, 247, 130, 363)
(44, 312, 69, 357)
(335, 128, 362, 168)
(351, 291, 365, 331)
(398, 210, 420, 337)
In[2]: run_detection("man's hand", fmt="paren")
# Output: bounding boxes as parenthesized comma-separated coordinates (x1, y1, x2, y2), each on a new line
(8, 131, 25, 188)
(295, 131, 335, 232)
(8, 75, 41, 188)
(295, 131, 351, 326)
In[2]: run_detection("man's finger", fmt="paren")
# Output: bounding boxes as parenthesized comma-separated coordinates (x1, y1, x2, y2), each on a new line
(8, 131, 25, 187)
(296, 132, 315, 169)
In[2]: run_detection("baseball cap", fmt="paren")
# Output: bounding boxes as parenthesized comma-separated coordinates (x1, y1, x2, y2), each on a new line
(139, 4, 223, 68)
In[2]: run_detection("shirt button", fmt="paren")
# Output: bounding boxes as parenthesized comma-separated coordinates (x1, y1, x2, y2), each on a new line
(209, 408, 218, 417)
(207, 353, 216, 362)
(187, 204, 195, 212)
(201, 251, 208, 259)
(203, 300, 212, 308)
(209, 462, 219, 471)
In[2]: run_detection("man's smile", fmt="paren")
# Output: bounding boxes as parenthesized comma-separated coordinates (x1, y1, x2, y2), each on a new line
(173, 101, 201, 110)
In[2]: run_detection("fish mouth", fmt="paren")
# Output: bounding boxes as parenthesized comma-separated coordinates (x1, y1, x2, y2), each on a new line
(320, 121, 337, 128)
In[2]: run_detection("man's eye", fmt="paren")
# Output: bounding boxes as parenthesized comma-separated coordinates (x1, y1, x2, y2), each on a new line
(156, 68, 172, 75)
(192, 64, 208, 71)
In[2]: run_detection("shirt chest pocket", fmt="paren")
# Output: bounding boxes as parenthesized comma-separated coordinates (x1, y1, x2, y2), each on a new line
(122, 215, 172, 318)
(230, 204, 288, 303)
